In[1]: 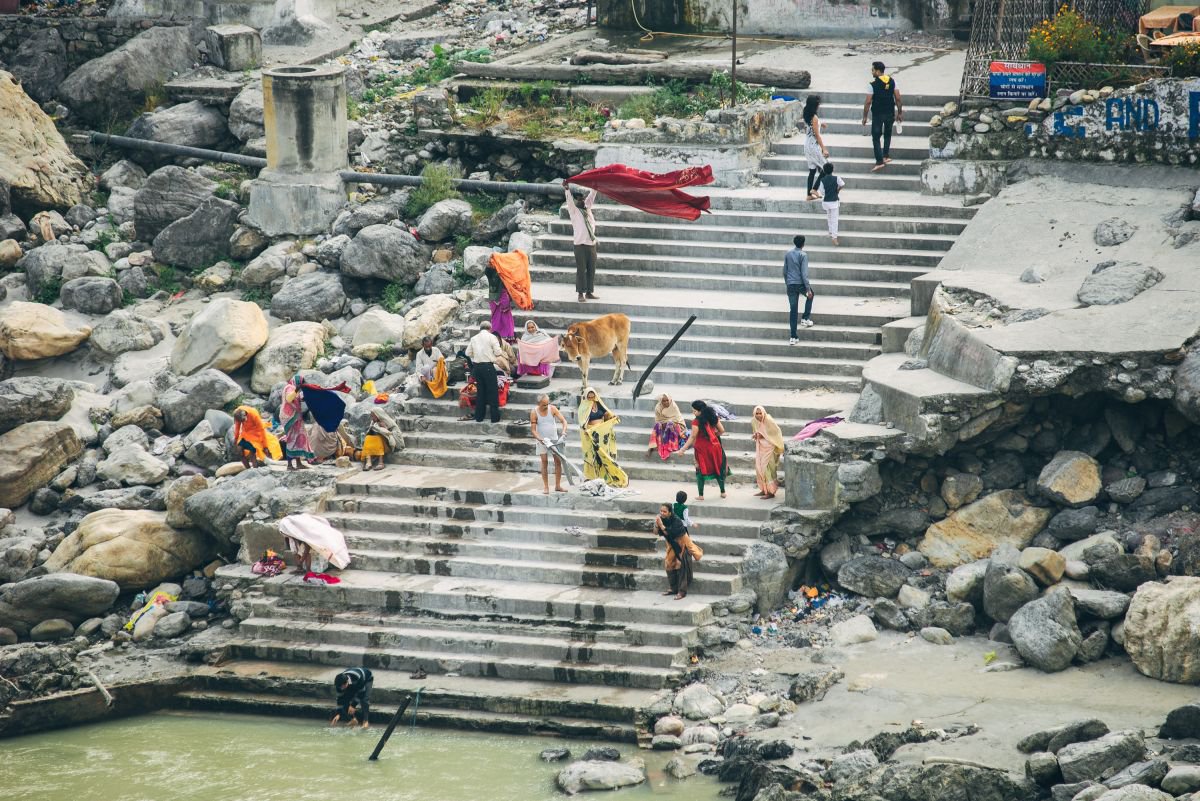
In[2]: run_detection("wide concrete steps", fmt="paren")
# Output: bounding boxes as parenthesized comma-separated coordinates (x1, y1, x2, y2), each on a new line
(761, 153, 923, 176)
(811, 99, 943, 123)
(820, 118, 934, 137)
(186, 662, 653, 739)
(576, 205, 967, 235)
(771, 136, 930, 162)
(534, 232, 942, 267)
(760, 168, 920, 191)
(704, 192, 974, 218)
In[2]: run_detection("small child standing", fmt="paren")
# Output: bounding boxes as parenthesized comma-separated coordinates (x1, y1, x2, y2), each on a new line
(673, 490, 698, 533)
(816, 162, 846, 246)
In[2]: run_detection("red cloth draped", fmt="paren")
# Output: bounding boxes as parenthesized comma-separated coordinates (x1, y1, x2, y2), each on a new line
(566, 164, 714, 221)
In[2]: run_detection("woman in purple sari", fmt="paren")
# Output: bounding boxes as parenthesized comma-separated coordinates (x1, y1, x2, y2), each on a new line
(486, 265, 515, 339)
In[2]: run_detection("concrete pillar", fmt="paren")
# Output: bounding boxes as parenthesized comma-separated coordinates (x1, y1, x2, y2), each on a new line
(246, 64, 347, 236)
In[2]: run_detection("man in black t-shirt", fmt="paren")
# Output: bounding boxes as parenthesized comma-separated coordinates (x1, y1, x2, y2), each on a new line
(860, 61, 904, 172)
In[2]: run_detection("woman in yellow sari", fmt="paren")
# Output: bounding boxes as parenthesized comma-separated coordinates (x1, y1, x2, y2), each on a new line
(577, 387, 627, 487)
(751, 405, 785, 499)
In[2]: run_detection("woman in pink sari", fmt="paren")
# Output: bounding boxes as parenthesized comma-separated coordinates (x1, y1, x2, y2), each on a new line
(280, 375, 314, 471)
(517, 320, 560, 378)
(751, 405, 785, 499)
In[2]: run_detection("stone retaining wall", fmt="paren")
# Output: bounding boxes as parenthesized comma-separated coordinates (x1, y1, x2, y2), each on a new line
(927, 78, 1200, 170)
(0, 16, 191, 74)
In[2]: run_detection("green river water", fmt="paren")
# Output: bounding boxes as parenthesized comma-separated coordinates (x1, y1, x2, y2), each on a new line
(0, 711, 723, 801)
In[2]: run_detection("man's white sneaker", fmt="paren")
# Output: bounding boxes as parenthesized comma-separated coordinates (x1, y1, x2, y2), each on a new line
(801, 319, 815, 328)
(788, 337, 798, 345)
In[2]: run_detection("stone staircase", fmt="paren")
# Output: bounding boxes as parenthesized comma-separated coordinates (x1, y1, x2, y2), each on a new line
(208, 87, 973, 740)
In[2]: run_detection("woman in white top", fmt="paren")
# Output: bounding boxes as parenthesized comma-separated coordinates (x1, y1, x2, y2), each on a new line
(801, 95, 830, 201)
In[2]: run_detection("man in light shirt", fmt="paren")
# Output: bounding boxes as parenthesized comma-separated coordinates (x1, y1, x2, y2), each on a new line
(563, 183, 599, 303)
(465, 321, 503, 423)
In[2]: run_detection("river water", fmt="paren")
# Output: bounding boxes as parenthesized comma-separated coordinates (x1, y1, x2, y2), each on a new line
(0, 711, 722, 801)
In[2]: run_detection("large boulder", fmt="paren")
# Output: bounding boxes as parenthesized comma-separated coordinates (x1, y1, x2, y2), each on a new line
(340, 224, 429, 283)
(0, 573, 120, 636)
(152, 196, 242, 269)
(170, 298, 269, 375)
(348, 308, 406, 358)
(0, 377, 73, 435)
(96, 444, 169, 486)
(270, 272, 347, 322)
(0, 421, 82, 508)
(100, 160, 147, 192)
(556, 760, 645, 795)
(673, 683, 724, 720)
(1175, 348, 1200, 425)
(1037, 451, 1102, 507)
(250, 322, 328, 393)
(918, 490, 1052, 568)
(133, 166, 217, 242)
(982, 558, 1039, 623)
(227, 82, 264, 142)
(1077, 261, 1163, 306)
(0, 71, 89, 212)
(832, 762, 1037, 801)
(21, 245, 112, 300)
(44, 509, 212, 591)
(1008, 589, 1082, 672)
(184, 467, 336, 551)
(1057, 730, 1145, 783)
(58, 27, 200, 125)
(402, 294, 459, 349)
(416, 198, 473, 241)
(125, 100, 229, 155)
(60, 277, 124, 316)
(1124, 577, 1200, 684)
(240, 240, 300, 287)
(89, 310, 166, 357)
(837, 556, 911, 598)
(157, 369, 243, 433)
(7, 28, 66, 103)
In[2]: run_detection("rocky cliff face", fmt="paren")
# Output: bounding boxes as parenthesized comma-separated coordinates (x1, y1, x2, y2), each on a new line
(0, 72, 90, 214)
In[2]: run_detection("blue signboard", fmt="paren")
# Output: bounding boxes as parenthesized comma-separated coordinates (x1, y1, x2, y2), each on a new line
(989, 61, 1047, 100)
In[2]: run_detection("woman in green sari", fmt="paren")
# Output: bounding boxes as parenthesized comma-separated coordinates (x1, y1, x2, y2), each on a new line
(577, 387, 628, 488)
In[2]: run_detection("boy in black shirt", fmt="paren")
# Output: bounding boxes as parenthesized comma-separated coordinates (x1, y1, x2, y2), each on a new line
(330, 666, 374, 728)
(860, 61, 905, 172)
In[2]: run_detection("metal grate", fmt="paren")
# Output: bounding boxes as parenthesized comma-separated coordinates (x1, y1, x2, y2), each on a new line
(960, 0, 1150, 99)
(1048, 61, 1170, 92)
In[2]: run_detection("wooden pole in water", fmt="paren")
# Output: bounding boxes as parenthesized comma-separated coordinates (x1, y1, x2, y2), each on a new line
(368, 691, 416, 761)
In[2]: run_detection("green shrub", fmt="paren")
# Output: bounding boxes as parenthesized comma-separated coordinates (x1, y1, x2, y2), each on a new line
(409, 44, 492, 85)
(466, 86, 509, 128)
(1027, 5, 1133, 66)
(381, 281, 412, 312)
(405, 162, 462, 217)
(242, 287, 271, 308)
(1164, 42, 1200, 77)
(35, 279, 61, 306)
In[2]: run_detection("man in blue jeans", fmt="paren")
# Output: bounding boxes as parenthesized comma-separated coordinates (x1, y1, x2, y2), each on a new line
(784, 235, 814, 345)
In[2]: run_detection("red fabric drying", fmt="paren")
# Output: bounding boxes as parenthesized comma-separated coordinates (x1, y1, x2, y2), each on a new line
(566, 164, 714, 221)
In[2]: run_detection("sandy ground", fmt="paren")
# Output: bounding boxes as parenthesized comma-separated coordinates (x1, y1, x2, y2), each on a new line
(709, 630, 1196, 773)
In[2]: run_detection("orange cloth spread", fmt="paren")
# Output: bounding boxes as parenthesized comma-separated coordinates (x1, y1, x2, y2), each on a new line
(489, 250, 534, 310)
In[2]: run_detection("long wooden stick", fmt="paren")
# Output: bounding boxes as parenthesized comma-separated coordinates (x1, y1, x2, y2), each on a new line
(368, 691, 416, 761)
(82, 667, 113, 707)
(632, 315, 697, 402)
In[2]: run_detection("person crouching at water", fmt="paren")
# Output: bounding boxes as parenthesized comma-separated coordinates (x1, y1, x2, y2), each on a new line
(654, 503, 703, 600)
(330, 667, 373, 729)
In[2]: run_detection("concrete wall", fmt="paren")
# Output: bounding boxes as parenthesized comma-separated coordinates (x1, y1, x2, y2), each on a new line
(0, 16, 189, 74)
(598, 0, 915, 36)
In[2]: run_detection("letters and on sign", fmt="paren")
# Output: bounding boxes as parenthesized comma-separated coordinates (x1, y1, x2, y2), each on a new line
(989, 61, 1047, 100)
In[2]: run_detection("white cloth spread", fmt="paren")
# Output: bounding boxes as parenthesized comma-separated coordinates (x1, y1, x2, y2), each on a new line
(278, 513, 352, 569)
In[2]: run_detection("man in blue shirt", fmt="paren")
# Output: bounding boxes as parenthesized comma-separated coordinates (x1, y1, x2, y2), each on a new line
(784, 235, 814, 345)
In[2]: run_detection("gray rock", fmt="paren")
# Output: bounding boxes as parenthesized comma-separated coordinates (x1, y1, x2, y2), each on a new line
(540, 748, 571, 762)
(651, 734, 681, 750)
(556, 760, 645, 794)
(315, 234, 351, 269)
(1038, 450, 1102, 507)
(1105, 477, 1146, 504)
(30, 618, 75, 641)
(473, 200, 523, 242)
(1077, 261, 1164, 306)
(1161, 766, 1200, 795)
(18, 243, 107, 299)
(983, 559, 1039, 623)
(872, 598, 909, 631)
(1008, 590, 1082, 672)
(833, 762, 1036, 801)
(118, 266, 153, 299)
(156, 369, 242, 434)
(581, 747, 621, 762)
(59, 27, 200, 126)
(837, 556, 911, 598)
(60, 277, 123, 315)
(340, 224, 429, 283)
(0, 573, 120, 636)
(97, 444, 168, 486)
(229, 225, 269, 261)
(0, 377, 73, 435)
(915, 600, 977, 636)
(240, 241, 299, 287)
(331, 197, 406, 237)
(89, 310, 166, 357)
(1058, 730, 1145, 783)
(65, 204, 98, 230)
(125, 101, 229, 157)
(1125, 486, 1200, 522)
(1176, 348, 1200, 425)
(8, 27, 67, 102)
(152, 196, 241, 269)
(414, 264, 456, 296)
(227, 83, 264, 142)
(133, 166, 217, 242)
(1047, 506, 1102, 541)
(673, 683, 723, 719)
(416, 199, 472, 241)
(1077, 628, 1108, 663)
(153, 610, 191, 638)
(100, 160, 147, 192)
(828, 750, 879, 783)
(838, 461, 882, 502)
(946, 559, 988, 605)
(1094, 218, 1137, 247)
(1160, 702, 1200, 739)
(788, 667, 844, 703)
(1105, 759, 1168, 790)
(919, 626, 953, 645)
(1019, 719, 1110, 753)
(1025, 751, 1060, 787)
(1089, 553, 1157, 593)
(271, 272, 347, 322)
(1059, 532, 1123, 565)
(1068, 588, 1130, 620)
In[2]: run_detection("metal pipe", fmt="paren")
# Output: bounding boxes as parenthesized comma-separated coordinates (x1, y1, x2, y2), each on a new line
(86, 132, 268, 168)
(84, 131, 573, 197)
(731, 0, 738, 107)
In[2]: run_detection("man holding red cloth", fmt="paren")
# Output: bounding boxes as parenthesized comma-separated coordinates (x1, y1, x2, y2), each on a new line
(563, 184, 599, 303)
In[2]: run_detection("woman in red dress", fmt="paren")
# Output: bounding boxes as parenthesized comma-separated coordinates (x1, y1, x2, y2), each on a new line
(675, 400, 730, 500)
